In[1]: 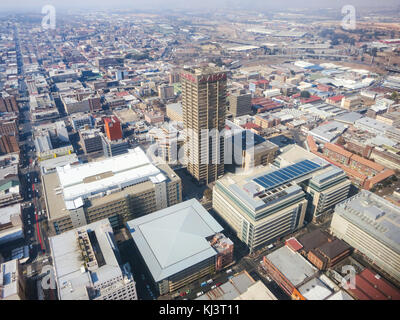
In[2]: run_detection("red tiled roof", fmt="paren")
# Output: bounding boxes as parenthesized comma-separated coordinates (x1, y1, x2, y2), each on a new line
(359, 269, 400, 300)
(301, 96, 322, 104)
(366, 169, 395, 189)
(324, 143, 353, 159)
(255, 79, 269, 85)
(306, 135, 318, 152)
(115, 91, 129, 97)
(327, 95, 345, 102)
(285, 238, 303, 252)
(352, 275, 387, 300)
(350, 154, 385, 172)
(348, 287, 372, 300)
(242, 123, 261, 130)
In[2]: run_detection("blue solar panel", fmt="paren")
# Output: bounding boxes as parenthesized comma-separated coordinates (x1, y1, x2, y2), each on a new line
(253, 160, 322, 190)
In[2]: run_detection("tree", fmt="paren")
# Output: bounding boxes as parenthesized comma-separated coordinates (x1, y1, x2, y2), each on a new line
(390, 91, 399, 101)
(300, 91, 311, 98)
(336, 136, 346, 146)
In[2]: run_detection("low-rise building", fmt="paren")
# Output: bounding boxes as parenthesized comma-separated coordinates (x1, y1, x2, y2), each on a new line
(196, 271, 277, 300)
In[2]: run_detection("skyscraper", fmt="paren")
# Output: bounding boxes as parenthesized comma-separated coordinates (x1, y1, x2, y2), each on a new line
(181, 67, 227, 185)
(104, 116, 123, 141)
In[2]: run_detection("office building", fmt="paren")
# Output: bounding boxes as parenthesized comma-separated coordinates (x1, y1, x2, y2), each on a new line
(39, 153, 79, 175)
(0, 113, 18, 136)
(79, 129, 103, 154)
(70, 113, 93, 131)
(225, 120, 278, 171)
(158, 84, 175, 100)
(29, 94, 60, 122)
(0, 135, 19, 155)
(0, 93, 18, 113)
(42, 147, 182, 235)
(181, 67, 227, 185)
(101, 133, 129, 158)
(213, 153, 350, 251)
(0, 203, 23, 245)
(49, 219, 137, 300)
(166, 102, 183, 122)
(0, 154, 21, 208)
(104, 116, 123, 141)
(126, 199, 233, 295)
(0, 258, 26, 300)
(228, 91, 252, 117)
(331, 190, 400, 283)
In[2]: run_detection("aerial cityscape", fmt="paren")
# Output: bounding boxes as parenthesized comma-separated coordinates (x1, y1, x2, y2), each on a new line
(1, 0, 400, 306)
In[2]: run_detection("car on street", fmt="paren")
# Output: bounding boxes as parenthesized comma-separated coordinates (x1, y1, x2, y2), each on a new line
(196, 291, 204, 297)
(216, 282, 222, 287)
(211, 285, 216, 289)
(226, 269, 232, 274)
(179, 292, 187, 297)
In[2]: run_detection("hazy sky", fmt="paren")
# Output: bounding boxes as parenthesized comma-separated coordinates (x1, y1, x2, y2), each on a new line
(1, 0, 400, 12)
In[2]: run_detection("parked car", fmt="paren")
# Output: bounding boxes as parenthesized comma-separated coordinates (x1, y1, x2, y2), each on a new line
(179, 292, 187, 297)
(196, 291, 204, 297)
(216, 282, 222, 287)
(211, 285, 217, 289)
(226, 269, 232, 274)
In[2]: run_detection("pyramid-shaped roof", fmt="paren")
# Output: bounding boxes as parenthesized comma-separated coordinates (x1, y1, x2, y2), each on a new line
(126, 199, 223, 281)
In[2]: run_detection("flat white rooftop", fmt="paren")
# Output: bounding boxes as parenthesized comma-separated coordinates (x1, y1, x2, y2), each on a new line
(57, 147, 166, 204)
(49, 220, 124, 300)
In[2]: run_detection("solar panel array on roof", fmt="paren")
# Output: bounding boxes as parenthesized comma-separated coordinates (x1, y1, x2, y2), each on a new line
(253, 159, 321, 191)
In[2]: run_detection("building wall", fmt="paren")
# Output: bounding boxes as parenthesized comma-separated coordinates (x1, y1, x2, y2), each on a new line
(49, 177, 181, 235)
(0, 121, 18, 136)
(182, 69, 227, 184)
(330, 213, 400, 283)
(159, 256, 216, 295)
(305, 178, 351, 222)
(0, 135, 19, 155)
(104, 117, 123, 141)
(213, 183, 307, 252)
(228, 93, 251, 117)
(0, 96, 18, 113)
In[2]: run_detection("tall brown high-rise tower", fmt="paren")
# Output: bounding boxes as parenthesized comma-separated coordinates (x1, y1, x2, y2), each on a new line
(181, 67, 227, 185)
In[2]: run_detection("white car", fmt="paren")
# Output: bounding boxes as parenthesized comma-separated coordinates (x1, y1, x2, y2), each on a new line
(28, 220, 31, 225)
(211, 285, 216, 290)
(27, 230, 31, 234)
(196, 291, 204, 297)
